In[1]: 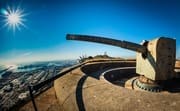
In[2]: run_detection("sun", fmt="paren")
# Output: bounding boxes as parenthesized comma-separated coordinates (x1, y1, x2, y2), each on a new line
(8, 13, 20, 24)
(1, 6, 27, 32)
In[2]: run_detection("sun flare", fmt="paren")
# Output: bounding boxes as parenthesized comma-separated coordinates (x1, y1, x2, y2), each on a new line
(1, 6, 27, 32)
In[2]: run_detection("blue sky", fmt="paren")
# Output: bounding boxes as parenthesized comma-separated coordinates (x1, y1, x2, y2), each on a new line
(0, 0, 180, 64)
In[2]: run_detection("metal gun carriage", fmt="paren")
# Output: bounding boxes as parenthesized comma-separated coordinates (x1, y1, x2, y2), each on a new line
(66, 34, 176, 91)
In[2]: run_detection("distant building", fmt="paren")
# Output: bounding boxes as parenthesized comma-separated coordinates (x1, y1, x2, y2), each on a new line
(0, 89, 4, 95)
(3, 85, 12, 92)
(11, 79, 21, 86)
(18, 92, 28, 100)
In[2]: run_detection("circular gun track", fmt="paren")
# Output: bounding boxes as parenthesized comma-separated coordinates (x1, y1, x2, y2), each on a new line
(135, 79, 162, 92)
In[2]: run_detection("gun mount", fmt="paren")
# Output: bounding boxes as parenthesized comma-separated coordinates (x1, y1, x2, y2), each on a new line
(66, 34, 176, 92)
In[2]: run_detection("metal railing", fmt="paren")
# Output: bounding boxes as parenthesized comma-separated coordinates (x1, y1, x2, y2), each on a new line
(28, 63, 85, 111)
(28, 59, 131, 111)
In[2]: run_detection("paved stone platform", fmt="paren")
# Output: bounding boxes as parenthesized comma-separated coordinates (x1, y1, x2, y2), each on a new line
(54, 61, 180, 111)
(17, 87, 62, 111)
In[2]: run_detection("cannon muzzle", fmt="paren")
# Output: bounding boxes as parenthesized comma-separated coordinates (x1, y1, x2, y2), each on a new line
(66, 34, 147, 54)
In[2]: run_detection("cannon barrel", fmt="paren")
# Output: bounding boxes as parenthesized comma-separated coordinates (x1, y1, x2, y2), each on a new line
(66, 34, 147, 54)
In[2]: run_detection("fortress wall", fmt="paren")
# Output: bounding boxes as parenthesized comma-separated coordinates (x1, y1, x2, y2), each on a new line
(54, 61, 136, 110)
(81, 61, 136, 75)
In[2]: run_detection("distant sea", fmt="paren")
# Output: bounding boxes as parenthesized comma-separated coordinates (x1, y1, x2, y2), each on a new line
(0, 65, 5, 70)
(0, 60, 77, 78)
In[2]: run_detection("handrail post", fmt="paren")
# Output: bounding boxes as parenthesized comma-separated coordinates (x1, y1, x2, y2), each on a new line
(28, 85, 38, 111)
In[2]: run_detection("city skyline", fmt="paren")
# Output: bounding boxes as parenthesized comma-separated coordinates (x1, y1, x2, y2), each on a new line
(0, 0, 180, 64)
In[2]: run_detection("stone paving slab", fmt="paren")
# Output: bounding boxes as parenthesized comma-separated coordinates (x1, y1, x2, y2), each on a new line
(54, 61, 180, 111)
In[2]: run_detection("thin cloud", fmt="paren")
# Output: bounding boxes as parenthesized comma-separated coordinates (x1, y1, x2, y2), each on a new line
(20, 52, 32, 57)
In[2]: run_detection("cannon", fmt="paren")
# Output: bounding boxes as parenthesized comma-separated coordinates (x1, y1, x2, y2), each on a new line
(66, 34, 176, 92)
